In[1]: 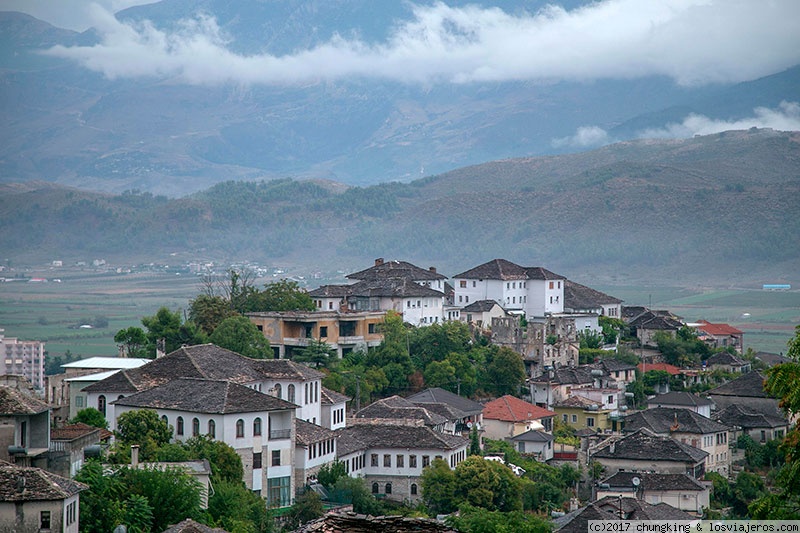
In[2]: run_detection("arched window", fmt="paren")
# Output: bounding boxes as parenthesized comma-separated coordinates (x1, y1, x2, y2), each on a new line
(192, 418, 200, 437)
(208, 420, 216, 438)
(177, 416, 184, 436)
(253, 417, 262, 436)
(288, 384, 295, 403)
(161, 415, 168, 425)
(236, 419, 245, 438)
(385, 483, 392, 495)
(372, 482, 379, 494)
(410, 483, 418, 495)
(97, 395, 106, 417)
(274, 383, 282, 399)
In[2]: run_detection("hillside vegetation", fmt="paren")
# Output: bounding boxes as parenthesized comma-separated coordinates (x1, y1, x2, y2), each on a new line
(1, 129, 798, 284)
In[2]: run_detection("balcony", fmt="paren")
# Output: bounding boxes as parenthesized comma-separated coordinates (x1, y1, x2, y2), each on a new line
(269, 429, 291, 440)
(338, 336, 364, 344)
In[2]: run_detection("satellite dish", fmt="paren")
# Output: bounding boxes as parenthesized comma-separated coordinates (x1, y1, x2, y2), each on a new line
(632, 477, 641, 487)
(467, 421, 473, 428)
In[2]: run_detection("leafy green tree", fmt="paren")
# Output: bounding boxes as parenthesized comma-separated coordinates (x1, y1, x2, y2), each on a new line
(731, 471, 765, 517)
(183, 435, 244, 484)
(75, 460, 124, 533)
(408, 321, 473, 369)
(317, 459, 347, 489)
(209, 315, 272, 359)
(189, 294, 237, 335)
(113, 409, 172, 462)
(421, 458, 458, 514)
(424, 359, 457, 390)
(45, 349, 81, 375)
(70, 407, 108, 429)
(484, 347, 526, 396)
(599, 315, 625, 345)
(578, 330, 603, 349)
(285, 491, 324, 529)
(332, 475, 385, 515)
(141, 307, 206, 355)
(208, 480, 274, 533)
(447, 503, 550, 533)
(114, 326, 149, 358)
(366, 311, 414, 393)
(469, 425, 481, 456)
(118, 466, 202, 531)
(120, 494, 154, 533)
(293, 339, 337, 368)
(249, 279, 315, 312)
(453, 456, 523, 512)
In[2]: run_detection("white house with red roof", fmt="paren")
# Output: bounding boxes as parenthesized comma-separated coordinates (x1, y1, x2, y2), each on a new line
(481, 395, 556, 441)
(694, 320, 744, 353)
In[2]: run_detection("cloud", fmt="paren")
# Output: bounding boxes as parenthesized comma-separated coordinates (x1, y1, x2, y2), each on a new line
(551, 101, 800, 148)
(42, 0, 800, 87)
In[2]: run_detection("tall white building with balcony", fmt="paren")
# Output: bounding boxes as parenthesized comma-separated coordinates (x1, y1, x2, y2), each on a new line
(1, 329, 45, 392)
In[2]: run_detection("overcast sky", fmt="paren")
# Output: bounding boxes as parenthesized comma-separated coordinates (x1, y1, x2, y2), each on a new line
(8, 0, 791, 89)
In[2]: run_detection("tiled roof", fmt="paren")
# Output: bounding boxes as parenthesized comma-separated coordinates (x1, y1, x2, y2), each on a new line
(482, 395, 556, 422)
(162, 519, 229, 533)
(453, 259, 564, 281)
(623, 407, 729, 435)
(556, 395, 603, 409)
(321, 387, 349, 406)
(335, 424, 468, 451)
(713, 404, 788, 429)
(461, 299, 503, 313)
(601, 471, 706, 491)
(307, 284, 354, 298)
(593, 359, 637, 373)
(564, 281, 622, 311)
(705, 371, 768, 398)
(50, 423, 100, 442)
(621, 306, 649, 321)
(510, 429, 555, 443)
(347, 278, 445, 299)
(295, 512, 458, 533)
(555, 497, 694, 533)
(346, 260, 446, 282)
(334, 430, 368, 457)
(637, 363, 682, 376)
(0, 462, 88, 501)
(647, 392, 714, 408)
(705, 352, 746, 366)
(629, 312, 683, 330)
(296, 419, 336, 446)
(531, 367, 594, 385)
(412, 402, 466, 421)
(256, 358, 325, 381)
(406, 387, 484, 416)
(696, 320, 743, 336)
(754, 352, 790, 367)
(355, 396, 447, 426)
(592, 428, 708, 463)
(0, 386, 50, 415)
(113, 378, 297, 414)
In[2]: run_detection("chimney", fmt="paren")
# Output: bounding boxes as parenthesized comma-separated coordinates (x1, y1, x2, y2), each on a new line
(375, 258, 384, 266)
(429, 266, 436, 274)
(156, 338, 166, 358)
(131, 445, 140, 468)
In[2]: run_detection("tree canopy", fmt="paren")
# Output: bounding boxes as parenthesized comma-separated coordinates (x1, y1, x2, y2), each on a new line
(209, 315, 272, 359)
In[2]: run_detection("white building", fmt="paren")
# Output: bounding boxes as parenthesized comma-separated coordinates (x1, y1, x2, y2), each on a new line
(1, 329, 46, 392)
(452, 259, 565, 318)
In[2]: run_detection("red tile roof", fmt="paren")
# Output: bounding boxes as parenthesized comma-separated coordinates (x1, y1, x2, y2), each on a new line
(482, 395, 556, 422)
(637, 362, 682, 376)
(696, 320, 743, 336)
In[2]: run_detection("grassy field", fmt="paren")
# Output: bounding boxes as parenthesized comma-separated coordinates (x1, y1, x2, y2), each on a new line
(1, 270, 798, 360)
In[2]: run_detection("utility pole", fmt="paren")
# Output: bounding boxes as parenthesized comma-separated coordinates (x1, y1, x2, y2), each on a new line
(355, 374, 361, 413)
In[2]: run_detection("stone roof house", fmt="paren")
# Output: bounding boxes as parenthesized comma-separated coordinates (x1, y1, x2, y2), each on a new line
(354, 396, 448, 432)
(406, 387, 484, 434)
(704, 351, 750, 373)
(705, 371, 784, 419)
(0, 381, 51, 469)
(595, 472, 709, 516)
(695, 320, 744, 354)
(713, 404, 789, 443)
(591, 428, 708, 478)
(554, 496, 694, 533)
(563, 280, 623, 318)
(49, 423, 101, 478)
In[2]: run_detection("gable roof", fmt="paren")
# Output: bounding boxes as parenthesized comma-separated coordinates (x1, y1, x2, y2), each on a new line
(713, 404, 788, 429)
(113, 378, 297, 414)
(564, 281, 622, 311)
(600, 471, 706, 492)
(0, 386, 50, 415)
(346, 260, 446, 282)
(629, 312, 683, 330)
(84, 344, 324, 394)
(335, 424, 468, 452)
(295, 419, 337, 447)
(0, 462, 88, 501)
(705, 371, 769, 398)
(647, 392, 714, 408)
(346, 278, 445, 299)
(406, 387, 484, 416)
(162, 519, 229, 533)
(593, 359, 637, 373)
(531, 367, 594, 385)
(592, 428, 708, 463)
(555, 497, 694, 533)
(453, 259, 564, 281)
(705, 352, 747, 366)
(753, 351, 790, 367)
(638, 362, 682, 376)
(50, 423, 100, 442)
(461, 299, 504, 313)
(482, 395, 556, 422)
(321, 387, 350, 406)
(355, 396, 447, 426)
(556, 395, 605, 409)
(696, 320, 743, 336)
(623, 407, 729, 435)
(510, 429, 555, 443)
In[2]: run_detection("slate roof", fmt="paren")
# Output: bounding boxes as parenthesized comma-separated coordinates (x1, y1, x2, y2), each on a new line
(162, 519, 229, 533)
(753, 351, 790, 367)
(334, 430, 368, 457)
(554, 497, 694, 533)
(346, 260, 446, 282)
(0, 462, 88, 501)
(601, 471, 707, 491)
(113, 378, 297, 414)
(556, 395, 604, 409)
(355, 396, 447, 426)
(647, 392, 714, 408)
(50, 423, 100, 442)
(592, 428, 708, 463)
(0, 386, 50, 415)
(453, 258, 564, 281)
(564, 281, 623, 311)
(623, 407, 729, 435)
(412, 401, 466, 421)
(531, 367, 594, 385)
(713, 404, 788, 429)
(705, 352, 746, 366)
(307, 284, 353, 298)
(346, 278, 445, 299)
(335, 424, 468, 452)
(510, 429, 555, 443)
(295, 419, 336, 447)
(621, 306, 649, 321)
(295, 512, 458, 533)
(629, 312, 683, 330)
(705, 371, 769, 398)
(321, 387, 349, 406)
(405, 387, 484, 416)
(461, 299, 504, 313)
(483, 395, 556, 422)
(84, 344, 323, 394)
(696, 320, 743, 336)
(592, 359, 637, 373)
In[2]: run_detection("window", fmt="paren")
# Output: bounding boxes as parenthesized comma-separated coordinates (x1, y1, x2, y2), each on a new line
(571, 414, 578, 423)
(40, 510, 51, 529)
(460, 280, 467, 288)
(409, 455, 417, 468)
(253, 452, 262, 469)
(549, 281, 554, 289)
(236, 419, 245, 438)
(372, 482, 379, 494)
(384, 454, 391, 467)
(272, 449, 281, 466)
(305, 383, 309, 404)
(253, 417, 262, 436)
(371, 453, 379, 467)
(274, 383, 282, 399)
(562, 414, 568, 422)
(288, 385, 295, 403)
(76, 396, 84, 407)
(66, 500, 77, 526)
(192, 417, 200, 437)
(320, 326, 328, 337)
(385, 482, 392, 494)
(587, 417, 595, 427)
(98, 395, 106, 417)
(422, 455, 430, 468)
(397, 454, 404, 468)
(177, 416, 184, 436)
(368, 323, 376, 334)
(328, 302, 333, 310)
(267, 476, 291, 508)
(411, 483, 418, 495)
(208, 420, 216, 438)
(608, 395, 614, 404)
(161, 415, 168, 425)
